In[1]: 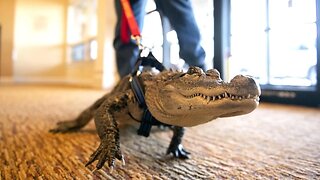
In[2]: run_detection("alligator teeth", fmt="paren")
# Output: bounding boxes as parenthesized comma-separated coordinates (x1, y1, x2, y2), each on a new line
(206, 96, 211, 103)
(185, 92, 259, 102)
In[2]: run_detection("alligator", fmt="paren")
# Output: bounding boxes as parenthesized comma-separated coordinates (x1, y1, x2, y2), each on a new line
(50, 62, 260, 172)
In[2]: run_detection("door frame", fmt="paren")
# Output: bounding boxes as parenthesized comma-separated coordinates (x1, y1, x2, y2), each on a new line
(213, 0, 320, 107)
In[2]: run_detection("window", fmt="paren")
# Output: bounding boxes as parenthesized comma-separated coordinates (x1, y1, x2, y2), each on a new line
(227, 0, 320, 106)
(229, 0, 317, 87)
(66, 0, 97, 62)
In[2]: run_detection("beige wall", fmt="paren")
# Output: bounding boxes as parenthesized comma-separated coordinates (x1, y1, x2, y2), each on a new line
(0, 0, 15, 77)
(0, 0, 117, 88)
(14, 0, 67, 79)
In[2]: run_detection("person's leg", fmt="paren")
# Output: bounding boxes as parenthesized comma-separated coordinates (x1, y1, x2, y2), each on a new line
(154, 0, 206, 69)
(113, 0, 148, 78)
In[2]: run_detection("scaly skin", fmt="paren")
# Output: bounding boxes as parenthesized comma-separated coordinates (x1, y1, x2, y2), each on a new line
(50, 67, 261, 171)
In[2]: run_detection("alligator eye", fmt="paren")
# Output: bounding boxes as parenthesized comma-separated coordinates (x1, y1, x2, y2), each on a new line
(179, 73, 187, 77)
(187, 66, 204, 76)
(206, 69, 221, 79)
(172, 72, 187, 79)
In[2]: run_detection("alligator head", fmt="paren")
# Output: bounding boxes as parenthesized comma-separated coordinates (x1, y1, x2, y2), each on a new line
(143, 66, 261, 127)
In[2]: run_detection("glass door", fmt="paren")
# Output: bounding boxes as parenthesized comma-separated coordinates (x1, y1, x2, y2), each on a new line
(228, 0, 268, 84)
(268, 0, 317, 87)
(228, 0, 319, 106)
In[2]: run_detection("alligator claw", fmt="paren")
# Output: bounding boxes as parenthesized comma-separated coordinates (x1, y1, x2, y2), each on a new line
(121, 155, 126, 166)
(109, 166, 114, 174)
(167, 144, 190, 159)
(91, 168, 98, 173)
(85, 137, 122, 171)
(49, 121, 80, 133)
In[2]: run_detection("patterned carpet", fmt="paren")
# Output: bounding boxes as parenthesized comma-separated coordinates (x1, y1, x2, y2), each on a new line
(0, 84, 320, 179)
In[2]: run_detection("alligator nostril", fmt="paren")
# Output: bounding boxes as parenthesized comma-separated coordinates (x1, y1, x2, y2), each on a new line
(247, 77, 257, 84)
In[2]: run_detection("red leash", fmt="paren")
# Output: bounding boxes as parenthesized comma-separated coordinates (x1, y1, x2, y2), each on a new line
(120, 0, 141, 44)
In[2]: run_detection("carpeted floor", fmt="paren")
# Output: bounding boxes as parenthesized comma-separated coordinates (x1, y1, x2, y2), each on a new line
(0, 84, 320, 179)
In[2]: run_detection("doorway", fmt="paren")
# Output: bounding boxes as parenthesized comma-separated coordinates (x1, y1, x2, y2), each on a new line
(228, 0, 319, 106)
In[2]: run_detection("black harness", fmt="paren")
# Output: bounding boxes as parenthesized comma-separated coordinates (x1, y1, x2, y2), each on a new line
(129, 52, 167, 137)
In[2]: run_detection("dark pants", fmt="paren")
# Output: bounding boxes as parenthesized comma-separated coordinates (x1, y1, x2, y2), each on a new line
(114, 0, 206, 78)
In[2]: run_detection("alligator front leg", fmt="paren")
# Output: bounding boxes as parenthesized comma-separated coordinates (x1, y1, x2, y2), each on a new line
(167, 126, 190, 159)
(85, 94, 128, 171)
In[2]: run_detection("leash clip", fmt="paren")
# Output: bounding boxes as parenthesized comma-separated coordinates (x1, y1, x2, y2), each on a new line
(131, 35, 144, 49)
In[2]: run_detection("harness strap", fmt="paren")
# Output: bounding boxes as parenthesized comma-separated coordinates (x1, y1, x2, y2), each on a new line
(130, 52, 166, 137)
(120, 0, 141, 44)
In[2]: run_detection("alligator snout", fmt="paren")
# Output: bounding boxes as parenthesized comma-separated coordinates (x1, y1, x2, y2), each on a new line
(230, 75, 256, 85)
(230, 75, 261, 96)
